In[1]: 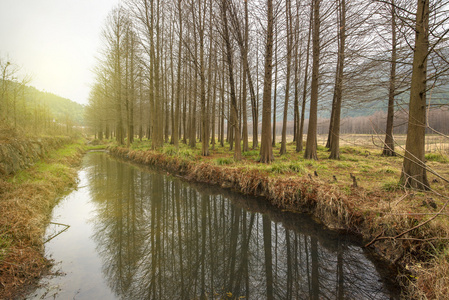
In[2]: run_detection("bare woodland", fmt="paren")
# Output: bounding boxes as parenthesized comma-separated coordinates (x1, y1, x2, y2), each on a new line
(83, 0, 449, 190)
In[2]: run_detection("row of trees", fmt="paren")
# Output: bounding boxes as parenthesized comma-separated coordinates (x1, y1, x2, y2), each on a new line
(86, 0, 449, 190)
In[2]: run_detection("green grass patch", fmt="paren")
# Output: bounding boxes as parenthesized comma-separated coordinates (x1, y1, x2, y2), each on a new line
(336, 162, 352, 168)
(377, 167, 396, 174)
(341, 146, 366, 156)
(215, 157, 235, 165)
(163, 145, 178, 156)
(304, 160, 318, 168)
(287, 161, 306, 174)
(10, 140, 85, 185)
(86, 144, 108, 150)
(360, 165, 373, 173)
(242, 150, 259, 157)
(0, 233, 12, 261)
(346, 156, 360, 162)
(130, 139, 151, 151)
(177, 148, 195, 160)
(425, 153, 448, 163)
(382, 180, 403, 192)
(269, 162, 291, 174)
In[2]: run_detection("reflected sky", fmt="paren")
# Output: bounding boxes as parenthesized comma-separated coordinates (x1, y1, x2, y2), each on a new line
(30, 152, 399, 299)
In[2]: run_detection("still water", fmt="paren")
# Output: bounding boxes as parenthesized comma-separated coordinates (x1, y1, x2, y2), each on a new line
(30, 152, 399, 299)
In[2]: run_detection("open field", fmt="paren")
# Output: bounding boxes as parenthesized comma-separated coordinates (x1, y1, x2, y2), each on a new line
(275, 133, 449, 154)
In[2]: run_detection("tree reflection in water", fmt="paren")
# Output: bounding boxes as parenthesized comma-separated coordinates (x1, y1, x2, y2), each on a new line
(86, 153, 398, 299)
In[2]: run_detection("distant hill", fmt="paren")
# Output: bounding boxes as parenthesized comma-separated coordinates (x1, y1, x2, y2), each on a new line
(23, 86, 85, 125)
(272, 82, 449, 120)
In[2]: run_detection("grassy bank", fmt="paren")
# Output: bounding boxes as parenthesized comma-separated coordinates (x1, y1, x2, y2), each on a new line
(107, 137, 448, 299)
(0, 139, 85, 299)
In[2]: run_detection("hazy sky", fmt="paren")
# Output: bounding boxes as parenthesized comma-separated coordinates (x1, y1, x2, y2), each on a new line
(0, 0, 121, 105)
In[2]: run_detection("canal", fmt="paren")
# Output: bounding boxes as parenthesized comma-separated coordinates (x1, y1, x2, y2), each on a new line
(29, 151, 399, 299)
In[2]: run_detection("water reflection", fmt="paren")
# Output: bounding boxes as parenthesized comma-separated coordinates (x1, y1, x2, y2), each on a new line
(84, 152, 397, 299)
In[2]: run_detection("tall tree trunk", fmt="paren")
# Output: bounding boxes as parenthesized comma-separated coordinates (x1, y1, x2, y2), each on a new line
(326, 74, 338, 149)
(221, 0, 241, 161)
(242, 56, 249, 152)
(206, 0, 214, 151)
(182, 61, 188, 144)
(125, 29, 130, 148)
(259, 0, 274, 163)
(244, 1, 258, 150)
(329, 0, 346, 160)
(280, 0, 293, 155)
(149, 0, 163, 149)
(199, 0, 209, 156)
(293, 14, 301, 148)
(220, 69, 225, 147)
(229, 0, 258, 150)
(129, 34, 135, 145)
(139, 71, 143, 141)
(211, 58, 217, 150)
(164, 53, 170, 144)
(115, 14, 124, 146)
(173, 0, 183, 149)
(400, 0, 430, 190)
(153, 0, 163, 148)
(297, 1, 313, 153)
(272, 23, 277, 148)
(304, 0, 320, 160)
(383, 0, 397, 156)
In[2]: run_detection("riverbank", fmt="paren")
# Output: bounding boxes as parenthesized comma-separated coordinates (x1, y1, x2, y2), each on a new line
(0, 137, 85, 299)
(109, 140, 449, 299)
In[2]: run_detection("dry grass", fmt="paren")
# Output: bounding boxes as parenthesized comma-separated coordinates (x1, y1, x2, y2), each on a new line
(0, 139, 85, 299)
(107, 134, 449, 300)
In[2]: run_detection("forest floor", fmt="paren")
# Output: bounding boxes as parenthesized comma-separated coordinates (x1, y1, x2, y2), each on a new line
(0, 138, 85, 299)
(106, 133, 449, 299)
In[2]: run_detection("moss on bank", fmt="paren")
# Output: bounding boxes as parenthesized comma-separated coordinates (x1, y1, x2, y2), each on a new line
(0, 139, 85, 299)
(109, 141, 449, 299)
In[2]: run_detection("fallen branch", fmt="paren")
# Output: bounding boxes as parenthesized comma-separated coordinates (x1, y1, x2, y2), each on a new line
(365, 198, 449, 247)
(43, 222, 70, 244)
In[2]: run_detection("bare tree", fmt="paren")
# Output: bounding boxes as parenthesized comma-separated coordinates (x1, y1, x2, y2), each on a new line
(382, 0, 398, 156)
(221, 0, 242, 160)
(259, 0, 275, 163)
(280, 0, 294, 155)
(304, 0, 321, 160)
(297, 2, 313, 153)
(400, 0, 430, 190)
(328, 0, 346, 160)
